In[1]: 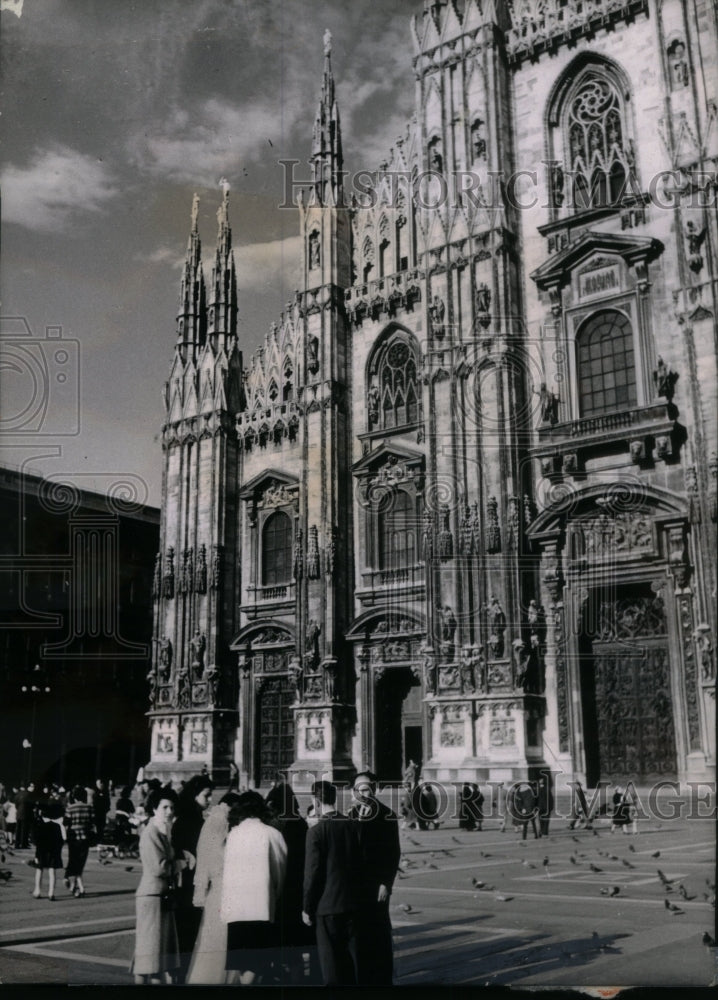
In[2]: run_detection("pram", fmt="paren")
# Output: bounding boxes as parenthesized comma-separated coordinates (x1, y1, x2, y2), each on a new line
(98, 812, 140, 858)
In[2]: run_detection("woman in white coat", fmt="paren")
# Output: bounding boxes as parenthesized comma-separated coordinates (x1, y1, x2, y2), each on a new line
(186, 791, 242, 985)
(221, 791, 287, 985)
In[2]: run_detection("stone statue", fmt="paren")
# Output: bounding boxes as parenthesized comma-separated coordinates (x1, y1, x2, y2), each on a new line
(324, 660, 337, 702)
(459, 646, 476, 693)
(471, 118, 486, 160)
(158, 637, 173, 681)
(487, 595, 506, 659)
(367, 381, 380, 424)
(163, 547, 175, 599)
(146, 668, 157, 707)
(177, 666, 191, 709)
(206, 664, 220, 703)
(195, 544, 207, 593)
(190, 629, 206, 679)
(429, 141, 443, 173)
(550, 162, 564, 207)
(653, 356, 679, 401)
(669, 39, 689, 89)
(439, 604, 457, 644)
(536, 382, 559, 425)
(152, 553, 161, 598)
(307, 334, 320, 375)
(288, 654, 303, 700)
(685, 220, 706, 273)
(305, 620, 321, 663)
(429, 294, 446, 340)
(475, 282, 491, 316)
(309, 231, 321, 270)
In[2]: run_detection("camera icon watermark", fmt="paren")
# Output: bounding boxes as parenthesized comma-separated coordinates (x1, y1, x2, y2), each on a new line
(0, 317, 81, 435)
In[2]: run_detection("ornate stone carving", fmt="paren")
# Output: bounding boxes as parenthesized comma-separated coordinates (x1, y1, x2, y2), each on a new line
(305, 619, 321, 668)
(306, 524, 320, 579)
(710, 453, 718, 524)
(293, 527, 304, 580)
(489, 718, 515, 747)
(506, 496, 520, 551)
(684, 467, 701, 525)
(177, 666, 191, 709)
(668, 38, 689, 89)
(571, 510, 653, 560)
(421, 645, 437, 695)
(677, 593, 701, 749)
(152, 552, 161, 599)
(163, 547, 175, 599)
(438, 505, 453, 560)
(195, 544, 207, 593)
(422, 508, 435, 560)
(307, 334, 320, 375)
(666, 523, 690, 588)
(629, 440, 645, 465)
(367, 381, 380, 425)
(180, 548, 193, 595)
(438, 664, 460, 690)
(205, 665, 220, 704)
(486, 496, 501, 553)
(523, 494, 537, 528)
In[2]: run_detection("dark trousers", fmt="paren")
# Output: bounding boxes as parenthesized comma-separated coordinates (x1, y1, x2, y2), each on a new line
(358, 902, 394, 985)
(65, 838, 90, 878)
(316, 913, 361, 986)
(15, 817, 30, 849)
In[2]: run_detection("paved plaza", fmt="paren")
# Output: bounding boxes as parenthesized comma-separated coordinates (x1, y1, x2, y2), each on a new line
(0, 799, 715, 988)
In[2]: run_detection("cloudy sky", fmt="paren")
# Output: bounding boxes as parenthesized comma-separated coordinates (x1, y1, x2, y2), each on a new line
(1, 0, 419, 506)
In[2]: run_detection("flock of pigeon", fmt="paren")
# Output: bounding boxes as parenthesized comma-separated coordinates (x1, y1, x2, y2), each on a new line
(391, 827, 716, 950)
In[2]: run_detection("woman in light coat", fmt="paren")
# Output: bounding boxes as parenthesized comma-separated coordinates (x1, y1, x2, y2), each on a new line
(186, 792, 241, 985)
(221, 791, 287, 985)
(132, 787, 183, 985)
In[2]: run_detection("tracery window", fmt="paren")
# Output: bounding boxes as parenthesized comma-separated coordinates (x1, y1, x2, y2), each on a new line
(261, 511, 293, 586)
(566, 74, 632, 210)
(576, 309, 637, 417)
(369, 333, 420, 431)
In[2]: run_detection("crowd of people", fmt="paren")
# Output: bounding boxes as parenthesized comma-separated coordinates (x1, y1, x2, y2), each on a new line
(0, 768, 639, 986)
(130, 770, 400, 987)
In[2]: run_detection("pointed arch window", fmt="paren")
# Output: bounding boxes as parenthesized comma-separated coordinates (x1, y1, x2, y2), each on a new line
(576, 309, 637, 417)
(369, 332, 421, 431)
(548, 62, 636, 216)
(262, 511, 293, 586)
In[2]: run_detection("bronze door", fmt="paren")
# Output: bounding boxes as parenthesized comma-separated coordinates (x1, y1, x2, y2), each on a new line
(586, 589, 677, 782)
(255, 675, 295, 786)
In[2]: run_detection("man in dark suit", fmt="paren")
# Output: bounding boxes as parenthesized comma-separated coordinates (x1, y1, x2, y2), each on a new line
(302, 779, 364, 986)
(347, 770, 401, 985)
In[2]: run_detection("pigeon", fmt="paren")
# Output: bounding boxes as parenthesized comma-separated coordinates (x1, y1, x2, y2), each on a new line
(407, 837, 420, 847)
(678, 884, 696, 901)
(657, 869, 673, 884)
(590, 864, 603, 873)
(652, 851, 660, 858)
(451, 836, 461, 844)
(703, 932, 716, 947)
(0, 870, 12, 882)
(608, 854, 619, 861)
(522, 860, 536, 869)
(472, 878, 485, 888)
(495, 894, 513, 902)
(569, 856, 577, 865)
(629, 844, 636, 853)
(428, 863, 438, 870)
(480, 852, 492, 858)
(609, 886, 621, 897)
(664, 899, 684, 913)
(572, 836, 580, 843)
(622, 859, 635, 869)
(125, 866, 134, 872)
(593, 830, 600, 837)
(397, 903, 413, 913)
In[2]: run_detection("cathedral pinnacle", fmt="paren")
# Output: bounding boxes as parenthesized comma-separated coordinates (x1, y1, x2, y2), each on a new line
(208, 176, 237, 342)
(310, 32, 343, 207)
(176, 192, 206, 357)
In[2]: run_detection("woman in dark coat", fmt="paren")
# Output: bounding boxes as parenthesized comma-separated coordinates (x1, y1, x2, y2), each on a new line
(266, 783, 315, 982)
(459, 783, 484, 831)
(171, 775, 213, 983)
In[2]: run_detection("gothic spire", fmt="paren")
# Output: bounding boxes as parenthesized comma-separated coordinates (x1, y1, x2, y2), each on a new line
(208, 177, 238, 345)
(310, 30, 344, 207)
(176, 192, 207, 359)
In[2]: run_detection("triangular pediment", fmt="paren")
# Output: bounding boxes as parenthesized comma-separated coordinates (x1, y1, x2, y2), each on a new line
(352, 442, 425, 477)
(238, 467, 299, 500)
(531, 231, 663, 290)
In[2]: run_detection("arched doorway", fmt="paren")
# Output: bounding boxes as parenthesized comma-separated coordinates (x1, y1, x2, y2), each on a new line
(579, 581, 677, 785)
(375, 667, 423, 782)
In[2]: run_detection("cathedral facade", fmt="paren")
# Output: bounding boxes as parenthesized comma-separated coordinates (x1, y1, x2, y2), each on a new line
(146, 0, 717, 789)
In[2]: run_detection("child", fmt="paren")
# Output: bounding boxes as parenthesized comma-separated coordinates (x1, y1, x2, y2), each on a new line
(32, 801, 65, 900)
